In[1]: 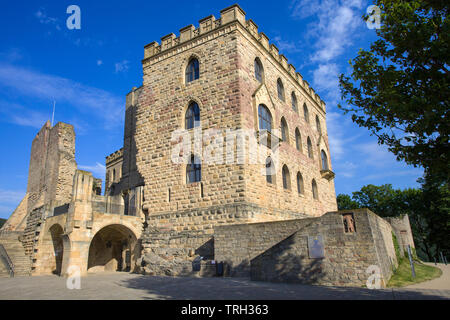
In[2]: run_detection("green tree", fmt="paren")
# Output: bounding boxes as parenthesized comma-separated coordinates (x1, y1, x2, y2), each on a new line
(337, 194, 360, 210)
(339, 0, 449, 182)
(352, 184, 399, 217)
(337, 181, 449, 261)
(418, 171, 450, 260)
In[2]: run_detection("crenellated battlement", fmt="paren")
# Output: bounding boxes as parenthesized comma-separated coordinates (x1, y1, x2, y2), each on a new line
(142, 4, 326, 110)
(106, 148, 123, 164)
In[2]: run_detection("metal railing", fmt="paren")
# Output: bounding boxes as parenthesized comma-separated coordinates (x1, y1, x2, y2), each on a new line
(0, 244, 14, 277)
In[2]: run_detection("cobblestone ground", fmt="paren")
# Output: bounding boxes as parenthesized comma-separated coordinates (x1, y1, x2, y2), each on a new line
(0, 268, 449, 300)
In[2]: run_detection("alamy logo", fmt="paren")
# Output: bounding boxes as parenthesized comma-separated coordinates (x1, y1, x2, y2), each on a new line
(66, 265, 81, 290)
(366, 265, 382, 289)
(66, 5, 81, 30)
(366, 5, 381, 30)
(170, 125, 281, 177)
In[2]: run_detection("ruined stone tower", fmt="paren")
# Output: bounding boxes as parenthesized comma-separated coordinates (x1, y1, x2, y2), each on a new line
(2, 121, 77, 231)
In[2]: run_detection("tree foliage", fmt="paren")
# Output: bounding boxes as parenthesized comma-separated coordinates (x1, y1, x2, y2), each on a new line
(337, 179, 449, 261)
(339, 0, 449, 182)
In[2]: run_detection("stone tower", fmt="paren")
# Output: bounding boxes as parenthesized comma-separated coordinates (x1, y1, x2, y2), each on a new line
(131, 4, 336, 229)
(2, 121, 77, 231)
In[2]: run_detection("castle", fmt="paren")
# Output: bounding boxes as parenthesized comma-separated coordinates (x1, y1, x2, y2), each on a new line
(0, 5, 415, 287)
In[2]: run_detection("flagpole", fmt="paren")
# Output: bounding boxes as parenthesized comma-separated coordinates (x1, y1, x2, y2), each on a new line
(51, 100, 55, 126)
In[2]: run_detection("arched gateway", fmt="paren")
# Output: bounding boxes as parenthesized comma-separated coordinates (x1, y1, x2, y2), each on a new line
(87, 224, 139, 273)
(38, 223, 70, 276)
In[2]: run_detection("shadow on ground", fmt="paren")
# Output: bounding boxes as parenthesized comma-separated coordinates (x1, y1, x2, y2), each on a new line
(118, 274, 450, 300)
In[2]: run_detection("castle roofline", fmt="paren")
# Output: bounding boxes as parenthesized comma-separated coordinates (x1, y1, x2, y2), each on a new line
(106, 148, 124, 163)
(141, 4, 326, 111)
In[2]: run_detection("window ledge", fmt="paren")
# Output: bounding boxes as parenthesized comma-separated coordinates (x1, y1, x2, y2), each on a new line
(320, 170, 335, 181)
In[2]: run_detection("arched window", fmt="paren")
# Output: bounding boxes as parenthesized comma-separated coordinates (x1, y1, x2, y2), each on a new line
(185, 58, 199, 83)
(295, 128, 302, 152)
(185, 102, 200, 129)
(297, 172, 304, 195)
(113, 169, 116, 182)
(282, 165, 290, 190)
(312, 179, 318, 200)
(280, 117, 288, 142)
(307, 137, 313, 159)
(291, 92, 298, 112)
(186, 154, 201, 184)
(321, 150, 329, 170)
(258, 104, 272, 132)
(277, 79, 285, 101)
(254, 58, 263, 82)
(316, 115, 321, 133)
(266, 157, 274, 184)
(303, 103, 309, 123)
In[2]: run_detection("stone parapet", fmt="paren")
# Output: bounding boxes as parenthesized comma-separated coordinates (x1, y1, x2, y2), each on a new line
(142, 4, 325, 111)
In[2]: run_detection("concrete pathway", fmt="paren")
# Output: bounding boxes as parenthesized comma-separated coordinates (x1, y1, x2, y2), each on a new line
(405, 263, 450, 290)
(0, 272, 449, 300)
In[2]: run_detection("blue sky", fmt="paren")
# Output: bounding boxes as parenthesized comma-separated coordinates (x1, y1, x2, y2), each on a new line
(0, 0, 423, 219)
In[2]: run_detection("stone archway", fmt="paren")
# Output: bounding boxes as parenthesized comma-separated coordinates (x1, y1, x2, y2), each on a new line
(87, 224, 139, 274)
(40, 224, 65, 275)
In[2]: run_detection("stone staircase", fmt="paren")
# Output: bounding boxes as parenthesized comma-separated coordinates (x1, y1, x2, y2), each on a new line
(0, 232, 32, 277)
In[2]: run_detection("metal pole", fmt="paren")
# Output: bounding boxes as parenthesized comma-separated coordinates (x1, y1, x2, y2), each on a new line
(407, 245, 416, 278)
(51, 100, 55, 126)
(440, 251, 445, 264)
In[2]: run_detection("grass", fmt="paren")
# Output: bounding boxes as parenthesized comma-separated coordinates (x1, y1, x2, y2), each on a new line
(387, 258, 442, 288)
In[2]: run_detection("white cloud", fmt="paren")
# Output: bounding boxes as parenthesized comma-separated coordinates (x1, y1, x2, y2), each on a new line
(312, 63, 340, 103)
(0, 189, 26, 219)
(335, 161, 357, 178)
(97, 60, 103, 66)
(326, 111, 361, 160)
(311, 4, 363, 62)
(273, 36, 302, 53)
(0, 101, 51, 129)
(363, 169, 423, 182)
(11, 110, 50, 129)
(290, 0, 366, 105)
(0, 64, 124, 128)
(357, 142, 397, 168)
(115, 60, 130, 73)
(0, 189, 26, 204)
(79, 162, 106, 179)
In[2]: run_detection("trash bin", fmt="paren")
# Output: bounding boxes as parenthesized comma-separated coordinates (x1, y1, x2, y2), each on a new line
(216, 262, 224, 277)
(192, 256, 202, 272)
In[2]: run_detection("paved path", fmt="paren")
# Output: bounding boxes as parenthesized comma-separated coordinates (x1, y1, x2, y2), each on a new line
(405, 263, 450, 290)
(0, 272, 449, 300)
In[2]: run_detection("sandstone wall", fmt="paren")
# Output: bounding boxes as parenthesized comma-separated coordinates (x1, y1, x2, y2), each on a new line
(386, 214, 416, 256)
(236, 24, 337, 216)
(214, 209, 397, 287)
(135, 4, 336, 225)
(137, 24, 245, 216)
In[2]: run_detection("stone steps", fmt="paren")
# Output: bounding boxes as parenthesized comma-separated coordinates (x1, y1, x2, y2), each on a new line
(0, 236, 31, 277)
